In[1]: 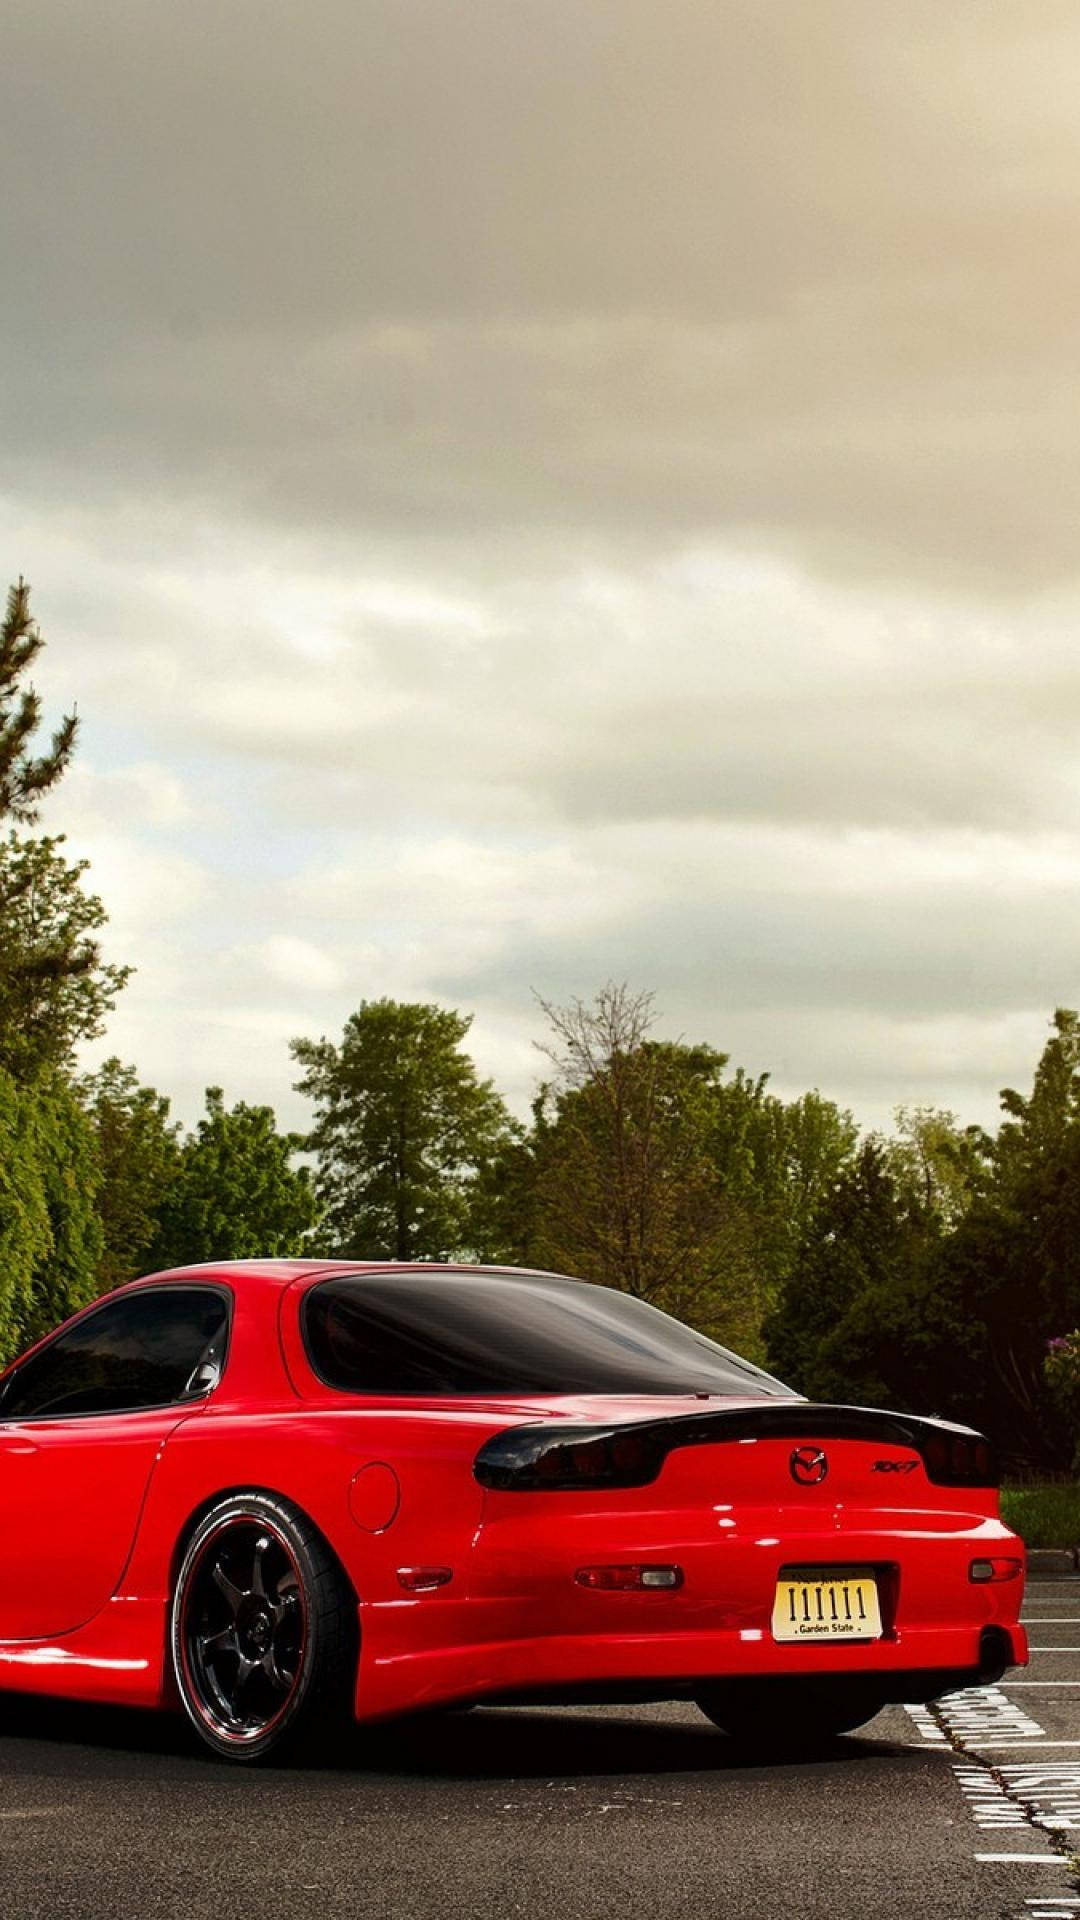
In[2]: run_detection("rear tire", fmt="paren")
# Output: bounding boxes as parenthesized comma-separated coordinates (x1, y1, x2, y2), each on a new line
(695, 1680, 885, 1747)
(170, 1491, 356, 1764)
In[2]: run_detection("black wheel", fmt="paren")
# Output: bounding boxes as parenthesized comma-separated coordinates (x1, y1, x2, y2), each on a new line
(170, 1491, 356, 1763)
(695, 1680, 885, 1747)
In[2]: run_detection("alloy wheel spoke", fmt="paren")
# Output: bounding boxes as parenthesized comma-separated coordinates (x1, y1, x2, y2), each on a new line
(272, 1586, 300, 1628)
(197, 1625, 239, 1658)
(210, 1559, 246, 1615)
(250, 1535, 272, 1600)
(234, 1653, 259, 1696)
(260, 1647, 292, 1695)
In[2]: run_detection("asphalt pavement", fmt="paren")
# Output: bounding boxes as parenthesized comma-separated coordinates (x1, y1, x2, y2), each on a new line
(1, 1561, 1078, 1920)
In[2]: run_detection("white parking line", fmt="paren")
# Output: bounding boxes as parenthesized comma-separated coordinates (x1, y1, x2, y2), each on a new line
(975, 1853, 1071, 1863)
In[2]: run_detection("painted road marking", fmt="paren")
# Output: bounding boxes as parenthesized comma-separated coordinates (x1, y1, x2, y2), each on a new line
(904, 1704, 947, 1741)
(951, 1760, 1080, 1833)
(976, 1854, 1072, 1863)
(922, 1685, 1048, 1740)
(993, 1763, 1080, 1832)
(1023, 1901, 1080, 1916)
(953, 1765, 1027, 1827)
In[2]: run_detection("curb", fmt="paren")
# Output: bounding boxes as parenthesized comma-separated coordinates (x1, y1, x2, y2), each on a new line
(1027, 1546, 1080, 1575)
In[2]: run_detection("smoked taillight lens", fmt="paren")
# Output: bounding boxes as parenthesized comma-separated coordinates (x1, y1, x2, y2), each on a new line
(920, 1430, 997, 1487)
(474, 1424, 663, 1491)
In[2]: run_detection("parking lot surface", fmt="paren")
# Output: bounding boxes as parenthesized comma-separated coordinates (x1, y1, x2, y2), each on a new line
(1, 1560, 1077, 1920)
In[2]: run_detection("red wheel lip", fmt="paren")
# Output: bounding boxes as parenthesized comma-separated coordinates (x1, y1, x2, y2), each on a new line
(175, 1511, 310, 1748)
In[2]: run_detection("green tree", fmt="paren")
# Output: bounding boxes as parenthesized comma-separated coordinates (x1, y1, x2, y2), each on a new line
(0, 834, 131, 1080)
(0, 579, 77, 823)
(0, 1065, 53, 1361)
(763, 1012, 1080, 1469)
(764, 1138, 934, 1403)
(80, 1059, 182, 1290)
(706, 1077, 859, 1314)
(21, 1074, 104, 1344)
(520, 987, 759, 1348)
(151, 1088, 319, 1269)
(291, 1001, 516, 1260)
(884, 1105, 987, 1227)
(0, 1068, 104, 1361)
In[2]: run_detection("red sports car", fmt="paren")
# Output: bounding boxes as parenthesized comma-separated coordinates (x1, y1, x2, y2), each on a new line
(0, 1260, 1027, 1762)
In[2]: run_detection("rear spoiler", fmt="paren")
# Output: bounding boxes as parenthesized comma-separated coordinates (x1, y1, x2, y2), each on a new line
(473, 1402, 997, 1492)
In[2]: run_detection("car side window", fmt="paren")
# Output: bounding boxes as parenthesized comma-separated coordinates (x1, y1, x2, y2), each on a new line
(0, 1287, 230, 1420)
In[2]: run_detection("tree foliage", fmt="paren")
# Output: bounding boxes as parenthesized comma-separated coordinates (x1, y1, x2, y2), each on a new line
(80, 1059, 182, 1290)
(764, 1013, 1080, 1469)
(292, 1000, 516, 1260)
(0, 1068, 102, 1362)
(151, 1088, 319, 1269)
(0, 579, 77, 824)
(22, 1074, 105, 1345)
(0, 834, 131, 1080)
(0, 1066, 54, 1361)
(515, 986, 856, 1359)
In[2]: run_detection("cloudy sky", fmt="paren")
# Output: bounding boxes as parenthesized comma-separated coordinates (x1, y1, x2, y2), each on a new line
(4, 0, 1080, 1136)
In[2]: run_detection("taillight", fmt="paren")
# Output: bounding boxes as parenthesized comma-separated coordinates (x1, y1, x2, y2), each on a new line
(474, 1424, 663, 1491)
(920, 1429, 997, 1487)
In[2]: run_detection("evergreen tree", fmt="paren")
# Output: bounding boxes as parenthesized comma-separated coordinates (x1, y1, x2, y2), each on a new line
(0, 834, 131, 1080)
(292, 1001, 515, 1260)
(0, 579, 78, 822)
(763, 1139, 931, 1402)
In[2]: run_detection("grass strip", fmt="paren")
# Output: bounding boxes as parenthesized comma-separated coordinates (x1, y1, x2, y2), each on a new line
(1000, 1483, 1080, 1549)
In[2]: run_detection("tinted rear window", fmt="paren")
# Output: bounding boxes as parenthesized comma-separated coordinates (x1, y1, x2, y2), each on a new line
(302, 1271, 791, 1398)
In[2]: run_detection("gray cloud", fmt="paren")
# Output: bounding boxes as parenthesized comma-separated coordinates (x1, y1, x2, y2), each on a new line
(6, 3, 1080, 1140)
(5, 3, 1080, 585)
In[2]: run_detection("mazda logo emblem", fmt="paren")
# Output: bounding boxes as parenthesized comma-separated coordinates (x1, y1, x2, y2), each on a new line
(790, 1446, 828, 1486)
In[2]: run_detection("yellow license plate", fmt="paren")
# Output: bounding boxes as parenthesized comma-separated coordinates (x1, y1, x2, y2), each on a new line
(772, 1570, 882, 1642)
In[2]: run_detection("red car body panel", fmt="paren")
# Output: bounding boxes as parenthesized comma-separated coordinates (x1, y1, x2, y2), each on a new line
(0, 1261, 1028, 1722)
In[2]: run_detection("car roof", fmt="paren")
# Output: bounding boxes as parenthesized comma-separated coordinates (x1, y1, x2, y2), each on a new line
(127, 1259, 571, 1295)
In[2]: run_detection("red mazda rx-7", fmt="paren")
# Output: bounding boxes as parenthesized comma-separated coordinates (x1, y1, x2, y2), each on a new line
(0, 1260, 1026, 1762)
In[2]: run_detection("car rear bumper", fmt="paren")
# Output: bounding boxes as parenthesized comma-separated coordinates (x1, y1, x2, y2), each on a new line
(352, 1513, 1029, 1720)
(356, 1616, 1027, 1718)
